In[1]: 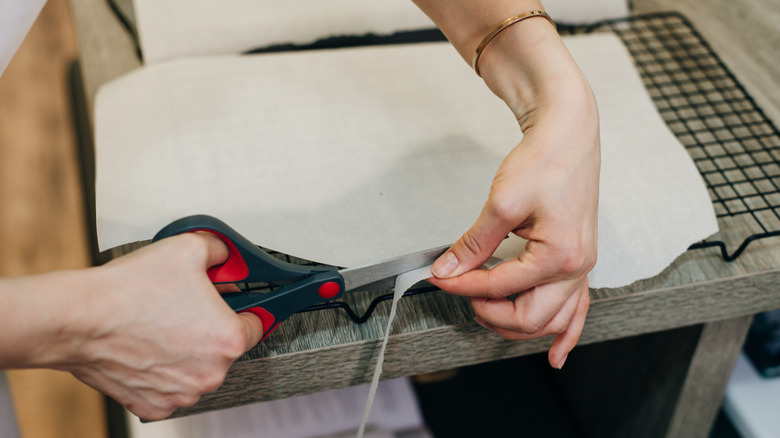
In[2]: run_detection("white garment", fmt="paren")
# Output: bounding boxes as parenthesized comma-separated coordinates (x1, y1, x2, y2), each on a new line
(0, 0, 47, 76)
(0, 372, 20, 438)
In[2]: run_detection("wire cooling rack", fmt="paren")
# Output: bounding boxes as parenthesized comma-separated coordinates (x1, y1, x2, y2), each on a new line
(107, 7, 780, 322)
(566, 13, 780, 262)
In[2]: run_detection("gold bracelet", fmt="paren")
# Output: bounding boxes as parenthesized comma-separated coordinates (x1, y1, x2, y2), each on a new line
(472, 10, 556, 77)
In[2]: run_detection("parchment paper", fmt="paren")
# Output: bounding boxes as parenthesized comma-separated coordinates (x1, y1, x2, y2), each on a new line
(94, 34, 718, 288)
(132, 0, 629, 64)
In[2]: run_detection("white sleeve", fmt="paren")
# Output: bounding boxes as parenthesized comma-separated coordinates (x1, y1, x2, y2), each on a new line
(0, 0, 48, 77)
(0, 372, 20, 438)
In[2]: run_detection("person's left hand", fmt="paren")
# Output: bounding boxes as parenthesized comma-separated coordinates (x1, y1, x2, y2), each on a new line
(427, 48, 599, 369)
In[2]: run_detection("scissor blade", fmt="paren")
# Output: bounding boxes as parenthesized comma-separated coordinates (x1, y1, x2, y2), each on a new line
(339, 245, 449, 292)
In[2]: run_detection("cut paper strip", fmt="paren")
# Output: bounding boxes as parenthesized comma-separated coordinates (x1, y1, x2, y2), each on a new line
(94, 33, 718, 289)
(357, 266, 432, 438)
(131, 0, 629, 64)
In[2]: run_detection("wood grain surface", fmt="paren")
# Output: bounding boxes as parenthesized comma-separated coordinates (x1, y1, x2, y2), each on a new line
(67, 0, 780, 433)
(665, 316, 754, 438)
(635, 0, 780, 124)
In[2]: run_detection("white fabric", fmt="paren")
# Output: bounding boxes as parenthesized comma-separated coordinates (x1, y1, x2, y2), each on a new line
(0, 0, 46, 76)
(0, 372, 20, 438)
(132, 0, 630, 64)
(94, 34, 717, 289)
(126, 378, 426, 437)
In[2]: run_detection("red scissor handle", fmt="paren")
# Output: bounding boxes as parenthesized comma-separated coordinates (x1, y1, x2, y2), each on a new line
(153, 215, 345, 341)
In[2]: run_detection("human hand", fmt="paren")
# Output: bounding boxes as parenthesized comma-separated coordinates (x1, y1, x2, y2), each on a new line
(429, 20, 600, 369)
(59, 233, 263, 420)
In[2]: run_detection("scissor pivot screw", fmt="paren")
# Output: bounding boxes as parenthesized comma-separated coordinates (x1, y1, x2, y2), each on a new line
(318, 281, 341, 299)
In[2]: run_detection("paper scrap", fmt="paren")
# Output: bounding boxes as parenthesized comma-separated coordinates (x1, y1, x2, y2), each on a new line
(94, 33, 718, 289)
(357, 266, 432, 438)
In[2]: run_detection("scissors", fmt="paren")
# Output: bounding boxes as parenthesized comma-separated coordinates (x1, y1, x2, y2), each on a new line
(153, 215, 447, 341)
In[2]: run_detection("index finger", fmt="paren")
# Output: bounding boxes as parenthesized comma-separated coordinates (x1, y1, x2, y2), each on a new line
(429, 246, 555, 298)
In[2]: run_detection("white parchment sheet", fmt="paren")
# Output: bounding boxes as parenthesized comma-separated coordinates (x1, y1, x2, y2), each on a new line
(94, 33, 718, 289)
(132, 0, 629, 64)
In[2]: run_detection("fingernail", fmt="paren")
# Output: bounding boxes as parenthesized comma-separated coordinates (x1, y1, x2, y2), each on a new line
(474, 317, 491, 330)
(432, 252, 459, 278)
(557, 353, 569, 370)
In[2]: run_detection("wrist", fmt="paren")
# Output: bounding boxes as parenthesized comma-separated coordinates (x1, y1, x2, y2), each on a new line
(0, 268, 110, 369)
(477, 18, 593, 128)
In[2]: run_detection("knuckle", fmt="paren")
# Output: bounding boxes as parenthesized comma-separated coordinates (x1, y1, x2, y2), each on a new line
(481, 270, 510, 299)
(164, 232, 210, 266)
(201, 371, 227, 393)
(187, 233, 212, 258)
(124, 401, 141, 417)
(175, 392, 201, 408)
(458, 230, 486, 259)
(223, 325, 250, 359)
(143, 406, 174, 422)
(547, 319, 569, 335)
(553, 241, 594, 276)
(485, 194, 519, 226)
(558, 247, 584, 275)
(210, 321, 249, 360)
(514, 312, 546, 335)
(173, 231, 204, 250)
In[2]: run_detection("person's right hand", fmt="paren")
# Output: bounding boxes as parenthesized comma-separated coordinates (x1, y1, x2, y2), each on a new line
(57, 233, 263, 420)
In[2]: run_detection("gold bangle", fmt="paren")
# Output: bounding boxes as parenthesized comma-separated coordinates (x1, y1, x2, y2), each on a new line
(472, 10, 556, 77)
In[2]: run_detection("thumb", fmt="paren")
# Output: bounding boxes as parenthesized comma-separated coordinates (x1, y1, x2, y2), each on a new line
(432, 207, 511, 279)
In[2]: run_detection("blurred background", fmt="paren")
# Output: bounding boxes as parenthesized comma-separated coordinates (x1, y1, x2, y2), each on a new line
(0, 0, 107, 436)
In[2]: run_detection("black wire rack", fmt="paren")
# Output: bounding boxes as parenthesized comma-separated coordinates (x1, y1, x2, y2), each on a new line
(108, 8, 780, 322)
(567, 13, 780, 262)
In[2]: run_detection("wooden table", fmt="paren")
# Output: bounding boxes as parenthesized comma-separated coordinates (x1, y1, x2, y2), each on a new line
(68, 1, 780, 436)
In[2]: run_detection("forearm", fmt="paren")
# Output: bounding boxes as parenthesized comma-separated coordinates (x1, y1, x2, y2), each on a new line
(0, 234, 262, 420)
(411, 0, 546, 60)
(0, 269, 104, 369)
(412, 0, 590, 125)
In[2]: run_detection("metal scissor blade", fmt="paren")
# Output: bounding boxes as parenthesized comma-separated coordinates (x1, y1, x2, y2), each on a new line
(339, 245, 449, 292)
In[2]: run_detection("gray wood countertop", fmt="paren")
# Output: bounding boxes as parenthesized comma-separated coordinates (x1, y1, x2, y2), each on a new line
(69, 0, 780, 418)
